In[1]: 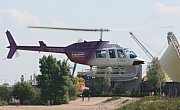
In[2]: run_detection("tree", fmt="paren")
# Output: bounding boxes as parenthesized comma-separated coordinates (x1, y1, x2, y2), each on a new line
(68, 83, 78, 98)
(0, 85, 11, 102)
(77, 77, 85, 87)
(29, 88, 42, 105)
(146, 57, 166, 92)
(12, 82, 35, 104)
(94, 67, 111, 93)
(112, 83, 125, 94)
(37, 55, 77, 104)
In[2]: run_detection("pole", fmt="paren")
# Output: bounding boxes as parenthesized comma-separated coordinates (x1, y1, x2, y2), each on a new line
(160, 78, 161, 96)
(25, 73, 26, 82)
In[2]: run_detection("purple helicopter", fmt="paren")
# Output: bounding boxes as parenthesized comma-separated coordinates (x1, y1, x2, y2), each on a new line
(5, 27, 145, 69)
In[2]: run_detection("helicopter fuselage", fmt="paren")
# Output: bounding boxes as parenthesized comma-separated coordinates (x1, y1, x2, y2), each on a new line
(6, 30, 144, 67)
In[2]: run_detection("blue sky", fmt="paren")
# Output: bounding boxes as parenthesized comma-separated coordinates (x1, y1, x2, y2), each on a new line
(0, 0, 180, 85)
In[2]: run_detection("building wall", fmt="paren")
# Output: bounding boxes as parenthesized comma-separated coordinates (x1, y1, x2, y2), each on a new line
(122, 65, 142, 92)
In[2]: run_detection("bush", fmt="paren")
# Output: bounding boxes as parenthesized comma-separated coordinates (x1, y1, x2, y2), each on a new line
(0, 101, 8, 106)
(83, 89, 90, 97)
(112, 83, 125, 94)
(69, 96, 78, 101)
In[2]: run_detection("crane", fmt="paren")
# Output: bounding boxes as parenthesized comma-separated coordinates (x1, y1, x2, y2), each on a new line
(129, 32, 154, 60)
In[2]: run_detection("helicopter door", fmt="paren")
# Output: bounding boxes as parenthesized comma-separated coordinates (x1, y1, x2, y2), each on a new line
(108, 49, 118, 65)
(95, 50, 109, 66)
(117, 49, 130, 66)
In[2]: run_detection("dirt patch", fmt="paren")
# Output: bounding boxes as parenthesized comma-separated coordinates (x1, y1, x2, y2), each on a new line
(96, 97, 140, 110)
(0, 97, 140, 110)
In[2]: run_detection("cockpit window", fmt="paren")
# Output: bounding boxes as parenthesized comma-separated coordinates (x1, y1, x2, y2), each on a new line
(117, 49, 126, 58)
(124, 48, 137, 58)
(109, 49, 116, 58)
(96, 50, 106, 58)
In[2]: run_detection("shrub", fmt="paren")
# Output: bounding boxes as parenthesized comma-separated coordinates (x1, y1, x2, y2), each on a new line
(0, 101, 8, 106)
(112, 83, 125, 94)
(83, 89, 90, 97)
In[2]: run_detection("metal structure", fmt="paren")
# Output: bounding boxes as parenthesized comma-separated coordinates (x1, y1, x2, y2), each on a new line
(66, 58, 77, 76)
(167, 32, 180, 59)
(130, 32, 154, 60)
(160, 32, 180, 82)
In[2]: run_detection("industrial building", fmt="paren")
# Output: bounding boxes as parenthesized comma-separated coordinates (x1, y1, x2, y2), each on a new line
(77, 65, 142, 92)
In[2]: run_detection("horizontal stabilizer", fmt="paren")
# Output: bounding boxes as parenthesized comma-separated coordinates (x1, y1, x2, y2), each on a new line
(7, 48, 17, 59)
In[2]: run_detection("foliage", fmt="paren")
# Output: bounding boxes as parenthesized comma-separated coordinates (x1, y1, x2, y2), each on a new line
(77, 77, 85, 87)
(29, 88, 42, 105)
(69, 96, 78, 101)
(121, 99, 129, 104)
(103, 97, 120, 102)
(0, 85, 11, 102)
(0, 101, 8, 106)
(89, 86, 96, 93)
(115, 96, 176, 110)
(112, 83, 126, 94)
(146, 57, 166, 90)
(12, 81, 35, 104)
(78, 92, 143, 97)
(68, 83, 78, 98)
(94, 67, 111, 93)
(37, 55, 77, 104)
(83, 89, 90, 97)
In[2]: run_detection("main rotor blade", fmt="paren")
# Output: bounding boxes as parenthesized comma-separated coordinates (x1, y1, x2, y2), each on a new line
(109, 26, 174, 31)
(28, 26, 173, 32)
(28, 26, 109, 32)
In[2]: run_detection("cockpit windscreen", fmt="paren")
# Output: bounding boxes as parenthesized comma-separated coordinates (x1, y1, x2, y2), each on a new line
(124, 48, 137, 58)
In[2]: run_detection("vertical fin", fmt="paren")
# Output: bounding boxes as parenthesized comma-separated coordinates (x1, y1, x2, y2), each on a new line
(6, 30, 17, 59)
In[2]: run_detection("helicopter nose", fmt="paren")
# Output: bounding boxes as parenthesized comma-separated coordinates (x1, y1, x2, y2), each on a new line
(132, 57, 145, 65)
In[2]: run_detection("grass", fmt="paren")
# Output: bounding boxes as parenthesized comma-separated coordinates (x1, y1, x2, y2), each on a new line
(115, 96, 180, 110)
(103, 97, 120, 102)
(121, 99, 129, 104)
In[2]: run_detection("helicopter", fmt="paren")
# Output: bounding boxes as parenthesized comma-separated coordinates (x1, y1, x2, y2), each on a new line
(5, 26, 145, 69)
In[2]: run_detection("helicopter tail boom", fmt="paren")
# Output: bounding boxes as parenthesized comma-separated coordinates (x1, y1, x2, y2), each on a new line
(6, 30, 17, 59)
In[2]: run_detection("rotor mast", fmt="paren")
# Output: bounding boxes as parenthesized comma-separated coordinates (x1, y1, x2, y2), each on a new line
(98, 28, 109, 41)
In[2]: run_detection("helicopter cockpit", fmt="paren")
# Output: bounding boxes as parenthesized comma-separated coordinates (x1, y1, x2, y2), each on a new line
(124, 48, 137, 58)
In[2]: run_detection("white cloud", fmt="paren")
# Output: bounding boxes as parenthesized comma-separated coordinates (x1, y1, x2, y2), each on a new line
(0, 8, 40, 26)
(152, 3, 180, 18)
